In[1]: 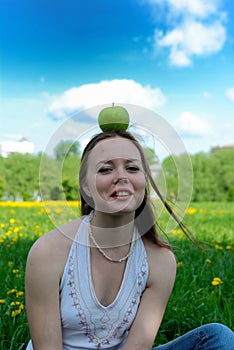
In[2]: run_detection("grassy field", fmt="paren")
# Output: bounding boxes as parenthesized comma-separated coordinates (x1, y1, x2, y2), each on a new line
(0, 201, 233, 349)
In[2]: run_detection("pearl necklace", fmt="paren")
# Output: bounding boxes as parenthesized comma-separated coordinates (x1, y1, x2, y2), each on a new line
(88, 212, 138, 263)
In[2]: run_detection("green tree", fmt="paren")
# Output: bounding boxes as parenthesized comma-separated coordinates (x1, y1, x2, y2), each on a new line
(54, 140, 81, 161)
(143, 147, 159, 165)
(40, 151, 81, 201)
(4, 153, 40, 200)
(209, 148, 234, 201)
(0, 156, 6, 199)
(62, 155, 80, 201)
(191, 152, 212, 201)
(39, 153, 63, 200)
(0, 176, 5, 199)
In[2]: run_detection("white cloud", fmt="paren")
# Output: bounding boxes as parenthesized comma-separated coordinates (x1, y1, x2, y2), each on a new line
(226, 88, 234, 101)
(167, 0, 218, 18)
(145, 0, 227, 66)
(169, 48, 191, 66)
(174, 111, 212, 137)
(156, 19, 226, 66)
(145, 0, 218, 15)
(48, 79, 166, 120)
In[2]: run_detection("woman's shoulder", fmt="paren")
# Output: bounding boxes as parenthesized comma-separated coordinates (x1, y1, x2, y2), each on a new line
(143, 237, 176, 259)
(142, 238, 177, 286)
(26, 216, 85, 274)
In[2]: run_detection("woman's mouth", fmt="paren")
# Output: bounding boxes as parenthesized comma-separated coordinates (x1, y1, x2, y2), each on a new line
(111, 190, 132, 200)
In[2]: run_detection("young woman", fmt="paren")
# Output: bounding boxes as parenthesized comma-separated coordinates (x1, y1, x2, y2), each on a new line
(25, 130, 234, 350)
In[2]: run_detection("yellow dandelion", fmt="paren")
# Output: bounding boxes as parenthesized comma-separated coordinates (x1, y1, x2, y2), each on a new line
(11, 309, 21, 317)
(205, 259, 212, 263)
(177, 261, 183, 267)
(16, 291, 24, 297)
(6, 230, 12, 236)
(0, 299, 6, 304)
(12, 269, 19, 274)
(185, 207, 197, 215)
(7, 289, 17, 294)
(215, 244, 223, 251)
(212, 277, 223, 286)
(8, 261, 13, 267)
(9, 218, 16, 225)
(226, 245, 232, 250)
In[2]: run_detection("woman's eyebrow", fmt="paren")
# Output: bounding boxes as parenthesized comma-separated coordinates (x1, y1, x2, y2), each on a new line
(125, 158, 141, 163)
(96, 158, 140, 167)
(96, 160, 113, 167)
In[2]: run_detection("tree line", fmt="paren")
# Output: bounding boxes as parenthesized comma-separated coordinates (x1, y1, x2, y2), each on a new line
(0, 140, 233, 202)
(159, 147, 234, 202)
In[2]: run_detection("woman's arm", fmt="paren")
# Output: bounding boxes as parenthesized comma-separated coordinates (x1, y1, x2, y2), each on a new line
(25, 232, 64, 350)
(123, 245, 177, 350)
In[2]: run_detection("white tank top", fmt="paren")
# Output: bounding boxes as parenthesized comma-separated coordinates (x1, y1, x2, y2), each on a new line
(26, 215, 148, 350)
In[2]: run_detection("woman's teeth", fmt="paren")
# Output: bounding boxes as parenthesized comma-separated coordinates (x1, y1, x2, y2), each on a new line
(115, 191, 130, 197)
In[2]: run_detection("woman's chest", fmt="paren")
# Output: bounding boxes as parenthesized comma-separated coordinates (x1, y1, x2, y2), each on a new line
(90, 252, 128, 307)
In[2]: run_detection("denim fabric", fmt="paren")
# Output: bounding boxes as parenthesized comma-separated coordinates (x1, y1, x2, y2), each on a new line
(153, 323, 234, 350)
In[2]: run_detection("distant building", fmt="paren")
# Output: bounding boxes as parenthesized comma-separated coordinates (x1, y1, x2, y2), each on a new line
(211, 144, 234, 152)
(0, 137, 35, 158)
(150, 162, 161, 179)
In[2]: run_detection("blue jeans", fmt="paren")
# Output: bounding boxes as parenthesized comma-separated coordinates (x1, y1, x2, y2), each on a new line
(153, 323, 234, 350)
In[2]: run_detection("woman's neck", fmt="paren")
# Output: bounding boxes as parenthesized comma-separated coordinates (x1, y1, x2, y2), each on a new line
(89, 210, 135, 248)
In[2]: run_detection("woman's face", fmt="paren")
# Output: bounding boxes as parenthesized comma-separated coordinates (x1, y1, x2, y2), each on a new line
(84, 137, 146, 215)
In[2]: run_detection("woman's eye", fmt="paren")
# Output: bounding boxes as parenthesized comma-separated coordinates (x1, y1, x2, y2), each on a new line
(127, 166, 140, 172)
(98, 167, 112, 174)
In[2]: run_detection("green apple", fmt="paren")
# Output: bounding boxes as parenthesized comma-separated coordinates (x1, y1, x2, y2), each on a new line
(98, 104, 129, 132)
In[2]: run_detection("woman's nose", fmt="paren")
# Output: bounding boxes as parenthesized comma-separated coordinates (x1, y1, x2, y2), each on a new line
(113, 168, 129, 184)
(115, 178, 129, 185)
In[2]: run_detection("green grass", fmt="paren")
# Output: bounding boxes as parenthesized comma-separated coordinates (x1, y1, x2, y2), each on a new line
(0, 202, 233, 349)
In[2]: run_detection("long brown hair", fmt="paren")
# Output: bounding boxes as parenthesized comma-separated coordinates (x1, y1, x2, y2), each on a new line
(79, 130, 195, 249)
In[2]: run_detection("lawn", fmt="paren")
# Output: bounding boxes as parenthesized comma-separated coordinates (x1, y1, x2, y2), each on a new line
(0, 201, 233, 349)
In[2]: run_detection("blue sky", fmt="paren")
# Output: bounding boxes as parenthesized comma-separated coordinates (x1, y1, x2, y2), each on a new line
(0, 0, 234, 159)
